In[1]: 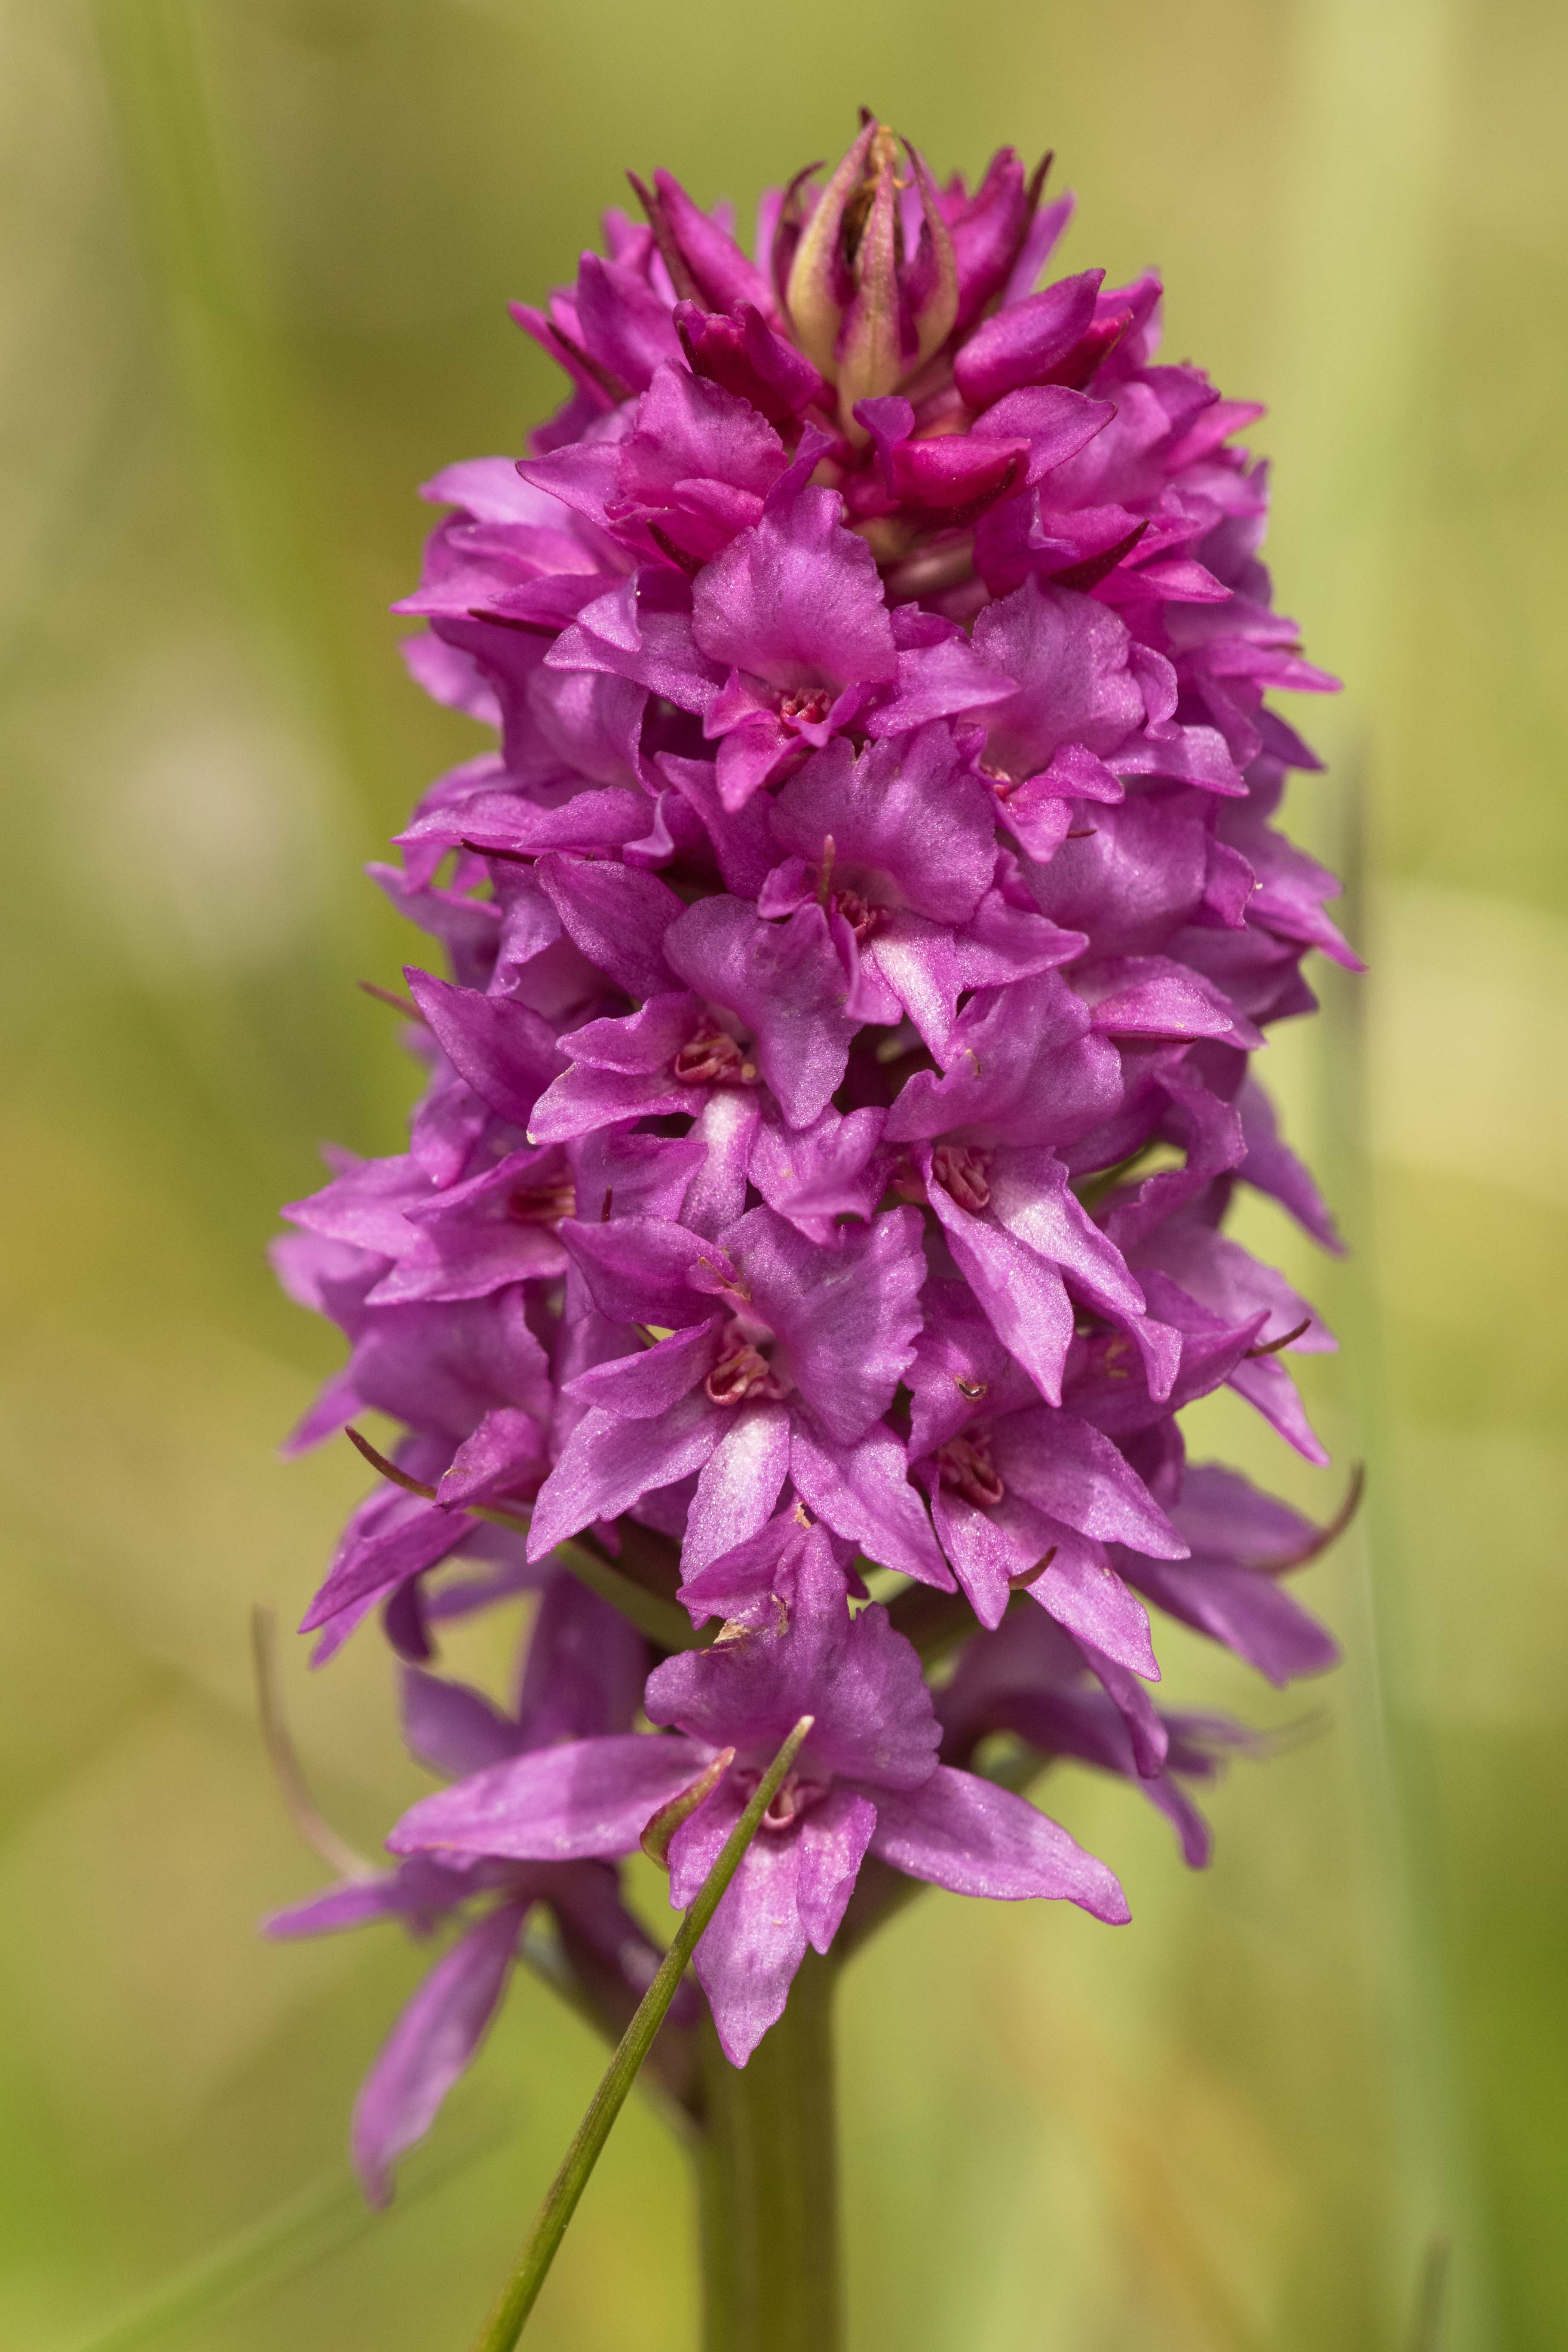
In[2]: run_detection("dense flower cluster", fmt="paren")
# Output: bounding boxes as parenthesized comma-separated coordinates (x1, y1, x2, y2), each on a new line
(271, 122, 1355, 2202)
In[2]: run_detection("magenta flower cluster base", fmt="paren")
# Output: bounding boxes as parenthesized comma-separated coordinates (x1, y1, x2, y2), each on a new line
(267, 116, 1354, 2330)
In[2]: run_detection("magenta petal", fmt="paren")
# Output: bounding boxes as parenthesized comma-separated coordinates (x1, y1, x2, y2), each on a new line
(689, 1827, 809, 2066)
(690, 481, 897, 695)
(406, 971, 563, 1130)
(665, 896, 858, 1130)
(1022, 1523, 1160, 1679)
(886, 971, 1119, 1150)
(526, 1061, 687, 1143)
(1170, 1462, 1322, 1565)
(388, 1732, 711, 1860)
(971, 384, 1115, 483)
(925, 1178, 1075, 1407)
(265, 1857, 479, 1938)
(750, 1105, 888, 1243)
(514, 1572, 649, 1746)
(677, 300, 830, 425)
(790, 1421, 952, 1590)
(559, 992, 701, 1075)
(769, 726, 998, 925)
(1074, 1638, 1170, 1776)
(972, 576, 1144, 772)
(301, 1492, 472, 1637)
(866, 1764, 1129, 1922)
(930, 1481, 1042, 1630)
(402, 786, 649, 863)
(574, 251, 683, 389)
(560, 1213, 720, 1325)
(795, 1788, 878, 1953)
(678, 1513, 815, 1621)
(438, 1407, 548, 1507)
(664, 1771, 745, 1906)
(285, 1154, 431, 1256)
(650, 169, 775, 314)
(564, 1320, 721, 1419)
(351, 1901, 526, 2205)
(1129, 1552, 1338, 1685)
(647, 1538, 940, 1790)
(534, 854, 683, 999)
(1237, 1077, 1343, 1252)
(401, 1667, 525, 1779)
(527, 1390, 725, 1558)
(954, 268, 1105, 406)
(683, 1403, 793, 1575)
(1226, 1352, 1331, 1465)
(992, 1406, 1186, 1559)
(681, 1089, 761, 1239)
(734, 1202, 925, 1447)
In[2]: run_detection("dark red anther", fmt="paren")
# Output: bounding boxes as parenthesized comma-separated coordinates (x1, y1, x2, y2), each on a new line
(1049, 519, 1149, 594)
(1039, 308, 1132, 391)
(778, 686, 833, 726)
(673, 1030, 753, 1086)
(936, 1431, 1005, 1510)
(932, 1142, 992, 1214)
(626, 172, 703, 306)
(832, 888, 882, 944)
(459, 835, 536, 865)
(645, 521, 704, 579)
(704, 1338, 782, 1408)
(507, 1176, 577, 1226)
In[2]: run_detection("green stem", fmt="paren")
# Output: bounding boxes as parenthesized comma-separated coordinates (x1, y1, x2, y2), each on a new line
(696, 1949, 841, 2352)
(471, 1716, 814, 2352)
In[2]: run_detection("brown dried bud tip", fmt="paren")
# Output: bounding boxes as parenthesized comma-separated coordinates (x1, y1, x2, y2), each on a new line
(783, 117, 958, 436)
(640, 1747, 736, 1869)
(1006, 1544, 1058, 1591)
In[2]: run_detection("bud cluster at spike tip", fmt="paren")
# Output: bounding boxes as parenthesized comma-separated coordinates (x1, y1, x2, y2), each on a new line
(269, 122, 1358, 2202)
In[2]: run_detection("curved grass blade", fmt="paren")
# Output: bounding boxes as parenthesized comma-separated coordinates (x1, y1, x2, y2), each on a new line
(472, 1715, 815, 2351)
(65, 2116, 510, 2352)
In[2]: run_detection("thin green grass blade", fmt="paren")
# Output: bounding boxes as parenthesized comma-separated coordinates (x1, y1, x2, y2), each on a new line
(472, 1715, 815, 2351)
(65, 2116, 510, 2352)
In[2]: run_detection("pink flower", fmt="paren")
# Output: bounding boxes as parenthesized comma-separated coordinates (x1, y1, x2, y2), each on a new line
(272, 117, 1354, 2181)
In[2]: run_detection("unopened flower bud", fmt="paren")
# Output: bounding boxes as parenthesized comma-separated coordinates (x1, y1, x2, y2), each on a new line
(784, 121, 958, 438)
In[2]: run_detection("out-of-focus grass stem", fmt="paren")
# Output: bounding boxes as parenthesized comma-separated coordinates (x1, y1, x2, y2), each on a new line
(88, 0, 413, 1192)
(1269, 0, 1496, 2341)
(89, 0, 380, 827)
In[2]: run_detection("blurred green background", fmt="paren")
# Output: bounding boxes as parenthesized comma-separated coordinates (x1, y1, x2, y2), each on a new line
(1, 0, 1562, 2345)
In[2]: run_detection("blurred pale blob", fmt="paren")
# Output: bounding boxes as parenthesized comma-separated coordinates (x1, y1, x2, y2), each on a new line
(1370, 883, 1568, 1211)
(0, 0, 1563, 2348)
(62, 654, 338, 980)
